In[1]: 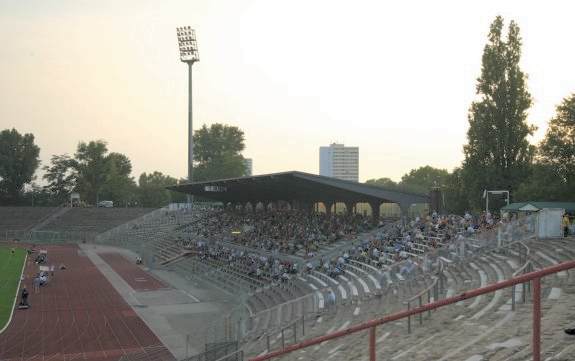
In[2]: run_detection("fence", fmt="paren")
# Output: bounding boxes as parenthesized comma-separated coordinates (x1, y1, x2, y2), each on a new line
(241, 216, 539, 360)
(182, 341, 240, 361)
(2, 229, 97, 243)
(249, 259, 575, 361)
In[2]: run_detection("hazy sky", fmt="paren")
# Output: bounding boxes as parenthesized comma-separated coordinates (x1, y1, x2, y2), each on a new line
(1, 0, 574, 183)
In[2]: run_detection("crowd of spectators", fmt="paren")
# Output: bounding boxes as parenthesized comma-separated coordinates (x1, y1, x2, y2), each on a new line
(177, 207, 534, 286)
(192, 241, 298, 283)
(178, 208, 374, 255)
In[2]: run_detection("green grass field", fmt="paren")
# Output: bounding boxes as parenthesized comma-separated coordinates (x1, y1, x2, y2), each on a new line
(0, 247, 26, 331)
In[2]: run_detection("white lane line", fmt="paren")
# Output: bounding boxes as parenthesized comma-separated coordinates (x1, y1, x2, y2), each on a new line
(353, 307, 360, 316)
(345, 269, 371, 294)
(391, 335, 436, 360)
(471, 260, 504, 320)
(0, 253, 27, 335)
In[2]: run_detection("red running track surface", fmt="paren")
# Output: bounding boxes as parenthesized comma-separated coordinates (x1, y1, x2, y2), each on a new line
(98, 254, 168, 292)
(0, 244, 174, 361)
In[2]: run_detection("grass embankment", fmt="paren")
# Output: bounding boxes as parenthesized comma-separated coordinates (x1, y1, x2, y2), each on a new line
(0, 247, 26, 331)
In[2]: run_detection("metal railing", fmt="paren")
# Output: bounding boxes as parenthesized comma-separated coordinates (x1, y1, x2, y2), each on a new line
(2, 229, 97, 243)
(249, 260, 575, 361)
(402, 260, 443, 333)
(182, 341, 240, 361)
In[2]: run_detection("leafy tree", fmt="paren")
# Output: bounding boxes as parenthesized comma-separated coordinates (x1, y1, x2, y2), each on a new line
(365, 177, 398, 189)
(538, 93, 575, 198)
(399, 166, 449, 194)
(0, 128, 41, 204)
(100, 153, 137, 206)
(193, 123, 247, 181)
(462, 16, 535, 209)
(517, 93, 575, 201)
(514, 163, 568, 201)
(138, 171, 180, 207)
(72, 140, 136, 205)
(22, 183, 55, 206)
(73, 140, 109, 203)
(43, 154, 76, 204)
(443, 168, 470, 214)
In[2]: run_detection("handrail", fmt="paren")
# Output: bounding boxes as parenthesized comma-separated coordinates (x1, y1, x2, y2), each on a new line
(403, 260, 443, 304)
(513, 241, 532, 278)
(249, 260, 575, 361)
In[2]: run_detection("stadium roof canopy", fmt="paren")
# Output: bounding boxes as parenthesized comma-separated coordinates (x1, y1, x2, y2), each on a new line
(169, 171, 429, 207)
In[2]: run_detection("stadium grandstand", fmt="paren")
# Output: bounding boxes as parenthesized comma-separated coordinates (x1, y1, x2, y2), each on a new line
(1, 171, 574, 361)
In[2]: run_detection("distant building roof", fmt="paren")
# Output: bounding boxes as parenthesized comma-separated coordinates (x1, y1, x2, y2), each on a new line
(501, 202, 575, 213)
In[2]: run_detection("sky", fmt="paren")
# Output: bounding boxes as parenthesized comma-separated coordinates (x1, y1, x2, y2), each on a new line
(1, 0, 574, 183)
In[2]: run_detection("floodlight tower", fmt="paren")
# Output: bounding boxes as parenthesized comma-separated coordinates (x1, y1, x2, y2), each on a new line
(176, 27, 200, 201)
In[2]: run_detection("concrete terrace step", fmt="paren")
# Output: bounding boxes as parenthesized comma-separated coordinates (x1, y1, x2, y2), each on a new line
(251, 247, 544, 361)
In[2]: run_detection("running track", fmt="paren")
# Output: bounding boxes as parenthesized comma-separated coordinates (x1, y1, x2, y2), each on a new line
(0, 244, 174, 361)
(99, 254, 168, 292)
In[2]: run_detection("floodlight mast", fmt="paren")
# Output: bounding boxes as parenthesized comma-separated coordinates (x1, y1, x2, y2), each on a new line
(176, 26, 199, 205)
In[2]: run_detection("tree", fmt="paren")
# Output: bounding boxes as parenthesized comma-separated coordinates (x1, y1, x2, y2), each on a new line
(72, 140, 136, 205)
(516, 93, 575, 201)
(99, 153, 137, 206)
(462, 16, 535, 209)
(138, 172, 180, 207)
(514, 163, 568, 201)
(73, 140, 109, 203)
(443, 168, 470, 214)
(193, 123, 247, 181)
(0, 128, 41, 204)
(537, 93, 575, 199)
(43, 154, 77, 204)
(365, 177, 398, 189)
(399, 166, 449, 194)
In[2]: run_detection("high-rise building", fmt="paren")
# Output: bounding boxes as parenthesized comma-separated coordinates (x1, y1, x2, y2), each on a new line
(243, 158, 253, 176)
(319, 143, 359, 182)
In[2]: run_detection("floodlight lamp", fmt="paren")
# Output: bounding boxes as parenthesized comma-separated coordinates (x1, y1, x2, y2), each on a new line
(176, 26, 200, 63)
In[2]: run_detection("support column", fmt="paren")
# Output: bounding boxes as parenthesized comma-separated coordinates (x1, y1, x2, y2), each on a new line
(324, 201, 334, 216)
(292, 200, 303, 211)
(430, 186, 442, 215)
(370, 201, 381, 222)
(399, 202, 410, 226)
(345, 202, 355, 215)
